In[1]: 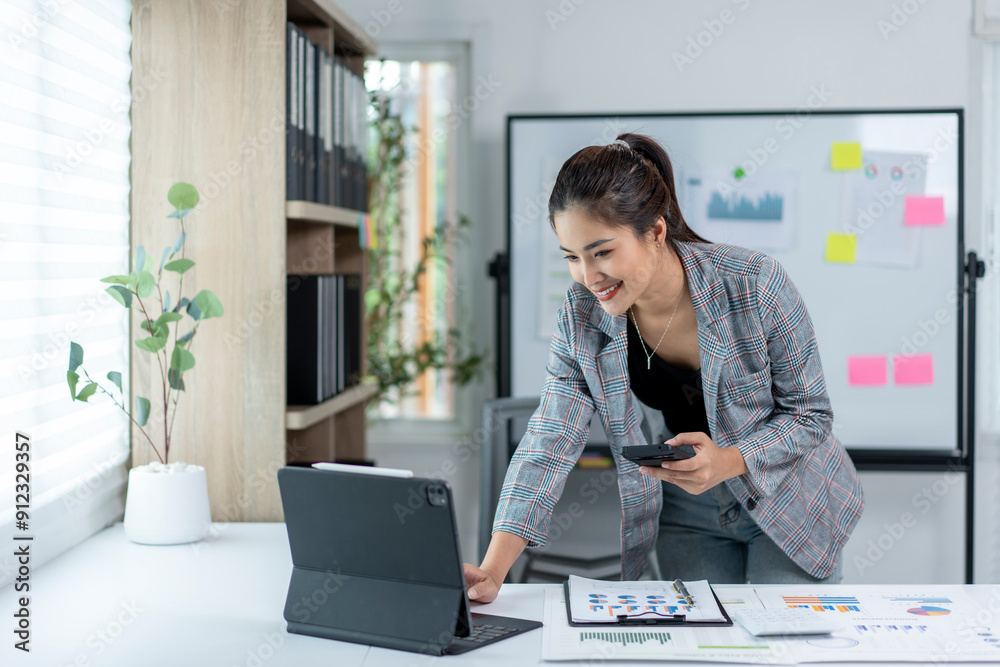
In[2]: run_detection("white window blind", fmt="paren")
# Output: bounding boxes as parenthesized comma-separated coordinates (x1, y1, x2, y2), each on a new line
(0, 0, 133, 588)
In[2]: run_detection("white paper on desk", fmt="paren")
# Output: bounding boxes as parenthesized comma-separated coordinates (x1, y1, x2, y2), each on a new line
(566, 575, 728, 624)
(542, 588, 794, 663)
(752, 585, 1000, 663)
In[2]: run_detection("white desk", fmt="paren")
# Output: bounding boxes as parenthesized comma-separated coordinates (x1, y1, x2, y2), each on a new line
(2, 523, 998, 666)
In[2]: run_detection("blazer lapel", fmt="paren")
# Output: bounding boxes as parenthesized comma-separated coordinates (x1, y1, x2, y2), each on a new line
(594, 312, 634, 439)
(675, 243, 732, 439)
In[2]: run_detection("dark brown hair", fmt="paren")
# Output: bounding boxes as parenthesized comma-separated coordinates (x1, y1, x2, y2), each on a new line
(547, 132, 709, 249)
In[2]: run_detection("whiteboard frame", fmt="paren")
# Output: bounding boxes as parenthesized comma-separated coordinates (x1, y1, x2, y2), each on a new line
(499, 108, 968, 468)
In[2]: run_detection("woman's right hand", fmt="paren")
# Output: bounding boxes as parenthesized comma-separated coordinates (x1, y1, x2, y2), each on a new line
(463, 563, 502, 603)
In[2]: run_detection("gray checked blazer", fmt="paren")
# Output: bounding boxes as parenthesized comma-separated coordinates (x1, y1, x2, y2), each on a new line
(493, 242, 864, 580)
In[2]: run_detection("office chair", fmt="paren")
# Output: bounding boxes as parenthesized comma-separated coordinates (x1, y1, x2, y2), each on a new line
(479, 397, 663, 582)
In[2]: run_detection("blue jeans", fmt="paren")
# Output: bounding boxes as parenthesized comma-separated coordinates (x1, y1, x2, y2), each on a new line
(656, 480, 842, 584)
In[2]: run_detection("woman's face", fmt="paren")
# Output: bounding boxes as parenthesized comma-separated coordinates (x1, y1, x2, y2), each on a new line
(552, 208, 661, 317)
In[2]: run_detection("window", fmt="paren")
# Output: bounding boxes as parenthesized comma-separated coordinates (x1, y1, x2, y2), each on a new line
(365, 45, 480, 424)
(0, 0, 133, 586)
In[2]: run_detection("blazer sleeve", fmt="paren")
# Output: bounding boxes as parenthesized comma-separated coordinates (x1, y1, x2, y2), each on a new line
(735, 257, 835, 498)
(491, 298, 595, 547)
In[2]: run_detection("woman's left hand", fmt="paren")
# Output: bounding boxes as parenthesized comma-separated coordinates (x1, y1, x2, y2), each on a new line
(639, 432, 749, 495)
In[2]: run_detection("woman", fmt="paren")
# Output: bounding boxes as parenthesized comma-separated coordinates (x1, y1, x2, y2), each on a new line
(465, 133, 863, 602)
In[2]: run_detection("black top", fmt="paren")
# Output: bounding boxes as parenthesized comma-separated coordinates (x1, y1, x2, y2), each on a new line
(627, 316, 710, 437)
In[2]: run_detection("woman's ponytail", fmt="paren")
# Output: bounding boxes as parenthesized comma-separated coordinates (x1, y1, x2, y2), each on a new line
(548, 132, 709, 248)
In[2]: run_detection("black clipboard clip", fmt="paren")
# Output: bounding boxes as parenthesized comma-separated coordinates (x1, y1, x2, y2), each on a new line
(616, 613, 687, 625)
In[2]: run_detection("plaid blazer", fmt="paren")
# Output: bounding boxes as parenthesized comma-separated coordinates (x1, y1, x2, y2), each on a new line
(493, 242, 864, 580)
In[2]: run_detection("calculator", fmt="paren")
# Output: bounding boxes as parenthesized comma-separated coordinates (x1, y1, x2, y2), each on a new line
(732, 609, 844, 636)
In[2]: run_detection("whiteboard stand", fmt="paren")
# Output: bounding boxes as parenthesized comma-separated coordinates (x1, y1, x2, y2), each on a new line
(964, 251, 986, 583)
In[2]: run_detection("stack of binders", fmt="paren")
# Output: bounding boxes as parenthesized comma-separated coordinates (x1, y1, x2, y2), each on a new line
(286, 273, 363, 405)
(286, 22, 369, 210)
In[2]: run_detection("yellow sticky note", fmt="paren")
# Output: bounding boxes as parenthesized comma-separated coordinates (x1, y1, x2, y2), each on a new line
(831, 142, 862, 170)
(826, 233, 856, 263)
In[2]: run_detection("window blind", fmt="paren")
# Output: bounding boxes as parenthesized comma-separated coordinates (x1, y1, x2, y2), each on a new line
(0, 0, 133, 588)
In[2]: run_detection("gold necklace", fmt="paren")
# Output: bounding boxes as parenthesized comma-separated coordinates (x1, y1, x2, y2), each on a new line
(629, 295, 681, 371)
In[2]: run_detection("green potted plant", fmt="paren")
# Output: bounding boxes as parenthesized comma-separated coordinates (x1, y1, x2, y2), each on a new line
(364, 85, 488, 408)
(67, 183, 223, 545)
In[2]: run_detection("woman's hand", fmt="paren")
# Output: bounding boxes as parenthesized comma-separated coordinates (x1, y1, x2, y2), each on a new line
(638, 432, 749, 495)
(463, 563, 502, 603)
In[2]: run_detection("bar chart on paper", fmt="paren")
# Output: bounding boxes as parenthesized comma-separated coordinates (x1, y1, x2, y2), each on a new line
(584, 592, 691, 617)
(782, 595, 862, 612)
(543, 589, 787, 663)
(578, 630, 674, 647)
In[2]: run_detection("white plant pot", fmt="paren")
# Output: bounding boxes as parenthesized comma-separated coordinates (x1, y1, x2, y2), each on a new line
(123, 462, 212, 545)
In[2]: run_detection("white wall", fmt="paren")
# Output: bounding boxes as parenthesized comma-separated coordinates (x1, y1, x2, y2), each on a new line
(341, 0, 999, 583)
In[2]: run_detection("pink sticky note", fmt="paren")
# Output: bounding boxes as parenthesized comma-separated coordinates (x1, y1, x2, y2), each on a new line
(904, 196, 945, 226)
(894, 354, 934, 385)
(848, 355, 887, 386)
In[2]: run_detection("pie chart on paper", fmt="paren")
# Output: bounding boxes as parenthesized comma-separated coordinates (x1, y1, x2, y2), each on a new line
(908, 606, 951, 616)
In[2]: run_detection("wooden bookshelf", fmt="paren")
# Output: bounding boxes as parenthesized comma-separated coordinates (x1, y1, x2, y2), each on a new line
(286, 200, 365, 226)
(291, 0, 375, 55)
(130, 0, 376, 522)
(286, 382, 378, 430)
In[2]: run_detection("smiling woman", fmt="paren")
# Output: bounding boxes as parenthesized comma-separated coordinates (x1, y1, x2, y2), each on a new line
(462, 133, 864, 601)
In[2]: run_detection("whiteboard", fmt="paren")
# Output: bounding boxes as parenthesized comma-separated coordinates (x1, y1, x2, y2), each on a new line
(507, 110, 963, 453)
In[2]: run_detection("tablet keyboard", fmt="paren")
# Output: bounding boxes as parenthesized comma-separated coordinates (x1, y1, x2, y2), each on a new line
(465, 622, 520, 644)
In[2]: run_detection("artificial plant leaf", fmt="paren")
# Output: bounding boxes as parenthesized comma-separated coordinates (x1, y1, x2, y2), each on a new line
(136, 271, 156, 298)
(135, 397, 150, 427)
(174, 296, 190, 314)
(100, 275, 132, 285)
(194, 290, 224, 319)
(69, 341, 84, 371)
(167, 208, 195, 219)
(168, 369, 186, 391)
(167, 182, 199, 211)
(76, 382, 98, 402)
(172, 231, 186, 255)
(140, 318, 168, 339)
(127, 271, 139, 288)
(135, 336, 166, 353)
(159, 246, 171, 273)
(170, 345, 195, 372)
(154, 312, 183, 330)
(178, 330, 195, 344)
(164, 259, 195, 275)
(67, 370, 79, 399)
(186, 299, 202, 321)
(135, 245, 146, 274)
(107, 371, 122, 393)
(164, 290, 171, 313)
(105, 285, 132, 309)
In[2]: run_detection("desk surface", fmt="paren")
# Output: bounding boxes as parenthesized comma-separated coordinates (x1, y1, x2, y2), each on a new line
(2, 522, 998, 666)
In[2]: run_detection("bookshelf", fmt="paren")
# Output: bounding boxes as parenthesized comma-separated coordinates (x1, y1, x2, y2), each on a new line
(286, 200, 365, 226)
(130, 0, 375, 521)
